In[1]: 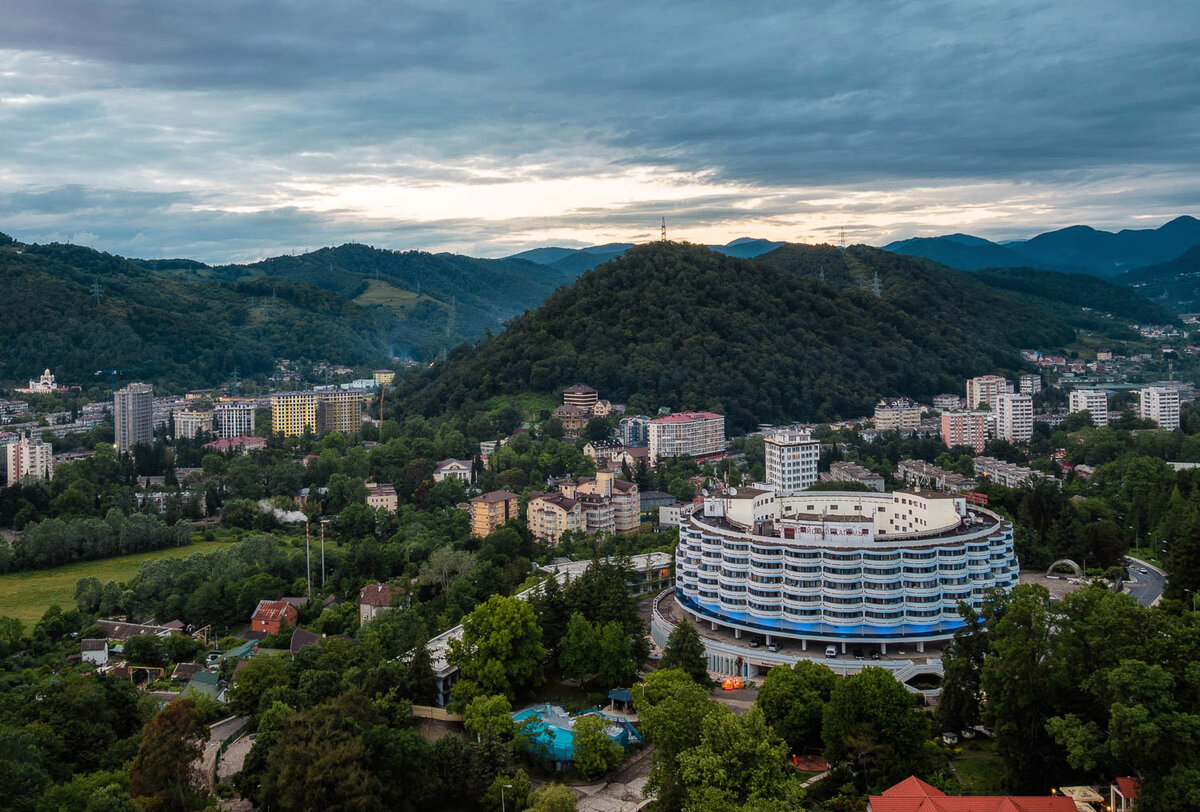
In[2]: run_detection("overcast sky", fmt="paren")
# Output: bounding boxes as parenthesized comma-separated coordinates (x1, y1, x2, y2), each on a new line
(1, 0, 1197, 262)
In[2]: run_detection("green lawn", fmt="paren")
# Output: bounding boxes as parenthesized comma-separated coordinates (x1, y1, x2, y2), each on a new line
(483, 393, 559, 422)
(952, 738, 1006, 794)
(0, 541, 231, 627)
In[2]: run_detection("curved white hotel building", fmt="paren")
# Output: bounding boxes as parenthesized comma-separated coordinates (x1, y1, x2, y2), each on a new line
(672, 487, 1018, 654)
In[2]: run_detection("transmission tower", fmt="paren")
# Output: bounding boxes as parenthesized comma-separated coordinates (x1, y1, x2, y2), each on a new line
(661, 217, 667, 242)
(91, 279, 102, 306)
(840, 227, 847, 248)
(872, 270, 882, 298)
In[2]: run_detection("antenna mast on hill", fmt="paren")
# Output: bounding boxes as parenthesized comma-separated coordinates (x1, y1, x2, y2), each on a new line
(661, 218, 667, 242)
(872, 270, 882, 298)
(840, 227, 847, 248)
(91, 279, 102, 306)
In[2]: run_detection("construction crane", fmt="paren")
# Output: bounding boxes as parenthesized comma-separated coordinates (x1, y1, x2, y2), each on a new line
(94, 365, 155, 392)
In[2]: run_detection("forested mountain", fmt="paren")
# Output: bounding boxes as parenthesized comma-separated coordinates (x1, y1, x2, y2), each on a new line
(509, 237, 784, 278)
(396, 242, 1075, 433)
(144, 244, 580, 360)
(885, 216, 1200, 277)
(967, 267, 1176, 325)
(1116, 246, 1200, 310)
(0, 240, 388, 389)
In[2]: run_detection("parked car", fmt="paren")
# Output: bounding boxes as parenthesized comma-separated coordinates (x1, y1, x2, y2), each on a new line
(767, 641, 779, 652)
(853, 648, 865, 660)
(748, 637, 761, 648)
(825, 645, 838, 658)
(871, 651, 882, 661)
(1139, 568, 1149, 574)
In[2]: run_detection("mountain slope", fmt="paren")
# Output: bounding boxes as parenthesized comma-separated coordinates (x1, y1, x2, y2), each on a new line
(0, 240, 388, 389)
(968, 267, 1176, 325)
(884, 235, 1065, 272)
(397, 242, 1073, 433)
(1117, 246, 1200, 310)
(708, 237, 787, 258)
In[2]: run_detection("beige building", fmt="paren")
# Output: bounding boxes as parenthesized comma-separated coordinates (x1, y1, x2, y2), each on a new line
(583, 439, 624, 468)
(873, 397, 921, 431)
(562, 470, 640, 533)
(114, 382, 154, 453)
(316, 390, 364, 434)
(966, 375, 1009, 410)
(941, 410, 990, 452)
(373, 369, 396, 386)
(271, 390, 365, 437)
(359, 583, 400, 624)
(562, 383, 599, 410)
(6, 436, 54, 486)
(214, 398, 257, 438)
(528, 492, 585, 543)
(553, 404, 591, 434)
(648, 411, 725, 465)
(365, 482, 398, 512)
(469, 490, 520, 537)
(173, 407, 215, 439)
(829, 461, 885, 491)
(433, 458, 473, 483)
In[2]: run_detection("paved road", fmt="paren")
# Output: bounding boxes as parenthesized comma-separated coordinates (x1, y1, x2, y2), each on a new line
(1125, 559, 1166, 607)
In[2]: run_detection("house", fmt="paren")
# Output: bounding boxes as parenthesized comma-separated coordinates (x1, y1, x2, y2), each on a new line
(365, 482, 398, 512)
(527, 493, 585, 543)
(433, 458, 473, 483)
(290, 628, 322, 655)
(583, 438, 624, 467)
(614, 445, 649, 471)
(552, 404, 591, 434)
(868, 775, 1075, 811)
(225, 639, 259, 660)
(172, 662, 203, 681)
(1111, 777, 1140, 812)
(250, 599, 299, 635)
(359, 582, 403, 624)
(186, 670, 227, 703)
(561, 471, 640, 533)
(81, 639, 109, 666)
(95, 619, 174, 640)
(469, 490, 520, 537)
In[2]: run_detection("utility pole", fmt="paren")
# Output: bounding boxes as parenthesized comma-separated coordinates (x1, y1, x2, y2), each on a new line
(320, 518, 329, 587)
(305, 520, 312, 597)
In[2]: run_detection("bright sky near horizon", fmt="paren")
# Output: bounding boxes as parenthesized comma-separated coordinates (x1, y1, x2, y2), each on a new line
(1, 1, 1198, 263)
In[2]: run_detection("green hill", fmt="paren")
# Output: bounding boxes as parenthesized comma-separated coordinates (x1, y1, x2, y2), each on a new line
(0, 240, 388, 389)
(396, 242, 1075, 433)
(1116, 246, 1200, 310)
(968, 267, 1177, 325)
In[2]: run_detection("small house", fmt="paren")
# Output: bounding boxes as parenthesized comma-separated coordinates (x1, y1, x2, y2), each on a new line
(251, 600, 298, 635)
(81, 639, 109, 666)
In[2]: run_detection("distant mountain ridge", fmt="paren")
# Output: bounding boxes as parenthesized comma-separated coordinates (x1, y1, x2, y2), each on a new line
(885, 216, 1200, 277)
(505, 237, 785, 276)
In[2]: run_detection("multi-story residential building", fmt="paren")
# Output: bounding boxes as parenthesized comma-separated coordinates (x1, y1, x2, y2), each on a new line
(619, 415, 651, 447)
(527, 493, 585, 543)
(896, 459, 976, 492)
(271, 391, 364, 436)
(973, 456, 1058, 489)
(666, 487, 1019, 665)
(373, 369, 396, 386)
(214, 398, 256, 438)
(764, 429, 820, 494)
(433, 459, 473, 483)
(829, 461, 885, 491)
(469, 490, 520, 537)
(995, 393, 1033, 443)
(562, 470, 640, 533)
(365, 483, 398, 512)
(648, 411, 725, 465)
(1068, 389, 1110, 427)
(173, 407, 215, 439)
(873, 397, 921, 431)
(562, 383, 599, 410)
(1019, 373, 1042, 395)
(966, 375, 1008, 410)
(583, 438, 624, 468)
(553, 404, 591, 434)
(940, 410, 990, 452)
(1139, 386, 1181, 430)
(933, 393, 964, 412)
(5, 436, 54, 486)
(114, 382, 154, 453)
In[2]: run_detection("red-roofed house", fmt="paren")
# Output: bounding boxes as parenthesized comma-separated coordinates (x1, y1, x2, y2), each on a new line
(203, 436, 267, 454)
(251, 599, 298, 635)
(868, 776, 1076, 812)
(1111, 777, 1140, 812)
(359, 582, 403, 624)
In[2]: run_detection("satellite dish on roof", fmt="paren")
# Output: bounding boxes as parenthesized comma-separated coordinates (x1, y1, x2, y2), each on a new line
(701, 489, 709, 497)
(728, 487, 737, 496)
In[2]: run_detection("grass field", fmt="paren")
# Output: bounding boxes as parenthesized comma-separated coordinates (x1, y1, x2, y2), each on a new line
(0, 541, 231, 627)
(483, 392, 559, 421)
(354, 279, 425, 312)
(952, 738, 1006, 794)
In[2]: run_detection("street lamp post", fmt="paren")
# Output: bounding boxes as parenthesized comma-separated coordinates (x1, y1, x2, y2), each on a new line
(501, 783, 513, 812)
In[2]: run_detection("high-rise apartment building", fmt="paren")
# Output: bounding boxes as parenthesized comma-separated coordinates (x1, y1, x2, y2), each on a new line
(648, 411, 725, 465)
(873, 397, 921, 431)
(966, 375, 1008, 411)
(316, 390, 364, 434)
(1068, 389, 1109, 427)
(6, 436, 54, 486)
(1139, 387, 1181, 430)
(1019, 374, 1042, 395)
(114, 382, 154, 453)
(619, 415, 651, 447)
(764, 430, 820, 494)
(173, 408, 215, 439)
(995, 393, 1034, 443)
(941, 411, 990, 452)
(270, 391, 364, 437)
(215, 398, 257, 438)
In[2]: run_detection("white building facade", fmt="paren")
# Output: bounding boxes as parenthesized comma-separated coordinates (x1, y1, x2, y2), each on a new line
(214, 399, 256, 438)
(966, 375, 1009, 411)
(5, 436, 54, 486)
(1139, 387, 1181, 430)
(995, 393, 1034, 443)
(764, 430, 820, 494)
(648, 411, 725, 465)
(1068, 389, 1110, 427)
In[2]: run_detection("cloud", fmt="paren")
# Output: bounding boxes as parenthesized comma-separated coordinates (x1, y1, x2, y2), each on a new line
(0, 0, 1198, 260)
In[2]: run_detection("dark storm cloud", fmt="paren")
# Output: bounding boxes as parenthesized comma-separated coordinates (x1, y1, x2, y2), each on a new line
(1, 0, 1198, 259)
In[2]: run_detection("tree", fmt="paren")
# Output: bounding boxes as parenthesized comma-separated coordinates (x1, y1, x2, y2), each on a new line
(448, 595, 545, 707)
(595, 621, 638, 690)
(229, 655, 290, 721)
(676, 707, 804, 810)
(636, 668, 721, 810)
(822, 667, 930, 791)
(124, 633, 166, 667)
(129, 698, 208, 811)
(465, 694, 516, 743)
(660, 621, 711, 686)
(559, 612, 598, 681)
(527, 783, 578, 812)
(583, 417, 614, 442)
(482, 769, 532, 812)
(572, 714, 623, 778)
(934, 604, 987, 733)
(755, 663, 829, 753)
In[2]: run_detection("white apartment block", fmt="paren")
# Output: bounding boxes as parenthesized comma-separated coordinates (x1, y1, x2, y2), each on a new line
(966, 375, 1009, 411)
(873, 397, 921, 431)
(173, 408, 214, 439)
(933, 393, 963, 412)
(1139, 387, 1181, 430)
(215, 399, 256, 438)
(1068, 389, 1109, 427)
(995, 393, 1033, 443)
(1019, 374, 1042, 395)
(6, 436, 54, 486)
(648, 411, 725, 465)
(764, 430, 820, 494)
